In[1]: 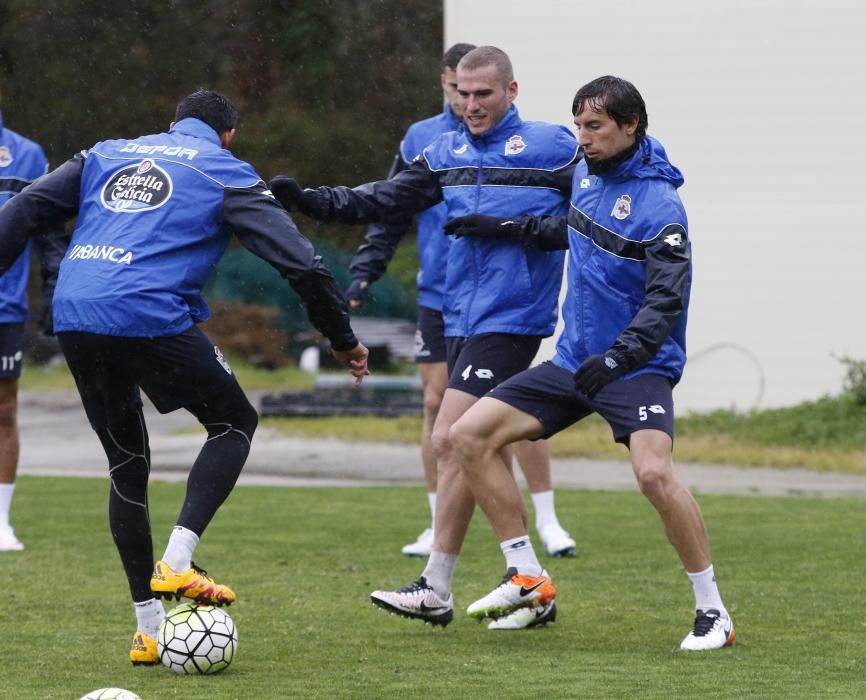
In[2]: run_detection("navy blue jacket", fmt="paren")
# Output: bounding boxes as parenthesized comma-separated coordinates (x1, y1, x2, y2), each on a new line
(306, 106, 578, 338)
(350, 105, 461, 312)
(0, 118, 357, 349)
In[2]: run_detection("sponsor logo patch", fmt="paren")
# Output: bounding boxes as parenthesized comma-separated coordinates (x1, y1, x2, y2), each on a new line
(611, 194, 632, 220)
(504, 134, 527, 155)
(101, 159, 173, 213)
(664, 232, 683, 247)
(0, 146, 13, 168)
(579, 178, 591, 189)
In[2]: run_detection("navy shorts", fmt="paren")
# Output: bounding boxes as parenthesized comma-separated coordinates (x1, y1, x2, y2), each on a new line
(0, 323, 25, 379)
(445, 333, 543, 398)
(414, 306, 446, 364)
(58, 326, 250, 431)
(488, 361, 676, 445)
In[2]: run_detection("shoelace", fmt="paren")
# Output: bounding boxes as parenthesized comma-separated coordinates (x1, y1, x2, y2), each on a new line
(691, 609, 721, 637)
(396, 577, 431, 594)
(498, 567, 519, 586)
(190, 561, 213, 581)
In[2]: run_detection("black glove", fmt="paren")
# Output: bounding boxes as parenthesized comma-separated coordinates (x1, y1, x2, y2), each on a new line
(269, 176, 317, 216)
(345, 278, 369, 307)
(573, 353, 628, 399)
(443, 214, 522, 240)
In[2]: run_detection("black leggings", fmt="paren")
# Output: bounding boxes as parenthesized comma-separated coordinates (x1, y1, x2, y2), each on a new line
(97, 391, 257, 601)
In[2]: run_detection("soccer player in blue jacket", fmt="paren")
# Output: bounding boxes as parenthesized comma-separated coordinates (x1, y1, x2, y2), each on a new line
(445, 76, 735, 650)
(0, 90, 67, 552)
(346, 43, 576, 576)
(0, 90, 369, 664)
(270, 47, 578, 629)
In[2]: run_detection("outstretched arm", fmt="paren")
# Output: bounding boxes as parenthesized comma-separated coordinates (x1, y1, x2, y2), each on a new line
(269, 158, 442, 225)
(224, 183, 370, 383)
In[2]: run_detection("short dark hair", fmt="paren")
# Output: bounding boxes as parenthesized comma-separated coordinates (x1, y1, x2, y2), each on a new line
(441, 43, 476, 71)
(572, 76, 648, 139)
(457, 46, 514, 87)
(174, 89, 238, 135)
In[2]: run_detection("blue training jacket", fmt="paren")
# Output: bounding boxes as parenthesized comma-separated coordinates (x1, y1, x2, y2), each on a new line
(553, 135, 691, 382)
(350, 105, 461, 312)
(0, 111, 50, 322)
(307, 105, 579, 338)
(0, 117, 358, 349)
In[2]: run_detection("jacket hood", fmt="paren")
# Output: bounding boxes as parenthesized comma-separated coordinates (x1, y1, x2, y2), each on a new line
(608, 135, 684, 188)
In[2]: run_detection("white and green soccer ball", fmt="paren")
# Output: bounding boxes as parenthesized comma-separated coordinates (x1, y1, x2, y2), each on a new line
(157, 602, 238, 675)
(79, 689, 141, 700)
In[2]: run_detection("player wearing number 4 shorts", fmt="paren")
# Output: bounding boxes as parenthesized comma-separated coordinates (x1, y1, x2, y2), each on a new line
(446, 75, 734, 649)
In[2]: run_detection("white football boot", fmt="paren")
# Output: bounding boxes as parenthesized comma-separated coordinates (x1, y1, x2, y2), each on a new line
(538, 523, 576, 558)
(400, 527, 434, 557)
(680, 609, 736, 650)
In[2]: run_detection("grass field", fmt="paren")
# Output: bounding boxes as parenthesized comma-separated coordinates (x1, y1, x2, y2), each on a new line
(2, 477, 866, 699)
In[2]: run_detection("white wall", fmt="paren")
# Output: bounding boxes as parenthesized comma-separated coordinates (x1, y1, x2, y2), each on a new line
(445, 0, 866, 412)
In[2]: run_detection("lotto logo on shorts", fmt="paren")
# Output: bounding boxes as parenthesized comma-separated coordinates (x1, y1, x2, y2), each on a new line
(461, 364, 494, 381)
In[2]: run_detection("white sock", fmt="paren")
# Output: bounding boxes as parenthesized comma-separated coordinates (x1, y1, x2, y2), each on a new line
(531, 490, 559, 531)
(427, 492, 437, 530)
(161, 526, 199, 572)
(0, 483, 15, 529)
(134, 598, 166, 638)
(687, 564, 727, 617)
(421, 551, 458, 598)
(501, 535, 543, 577)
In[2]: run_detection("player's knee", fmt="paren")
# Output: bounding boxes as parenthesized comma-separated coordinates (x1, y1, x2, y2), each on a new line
(422, 390, 443, 417)
(449, 420, 485, 466)
(633, 459, 672, 502)
(430, 425, 453, 463)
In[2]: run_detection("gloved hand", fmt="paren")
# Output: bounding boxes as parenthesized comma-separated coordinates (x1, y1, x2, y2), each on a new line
(269, 176, 313, 215)
(443, 214, 521, 240)
(345, 278, 369, 310)
(573, 353, 627, 399)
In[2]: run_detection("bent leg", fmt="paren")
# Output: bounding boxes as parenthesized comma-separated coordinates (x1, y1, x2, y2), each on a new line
(450, 397, 544, 541)
(176, 388, 258, 535)
(630, 429, 710, 572)
(428, 388, 483, 556)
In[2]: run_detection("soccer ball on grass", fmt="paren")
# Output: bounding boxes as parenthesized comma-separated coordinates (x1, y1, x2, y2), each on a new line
(79, 690, 141, 700)
(157, 602, 238, 674)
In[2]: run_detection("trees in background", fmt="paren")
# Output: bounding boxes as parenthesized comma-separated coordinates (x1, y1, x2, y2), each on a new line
(0, 1, 442, 360)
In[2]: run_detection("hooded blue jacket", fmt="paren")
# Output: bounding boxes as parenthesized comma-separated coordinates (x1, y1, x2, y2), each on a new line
(0, 111, 56, 323)
(306, 106, 578, 338)
(0, 118, 357, 349)
(350, 105, 461, 312)
(553, 135, 691, 382)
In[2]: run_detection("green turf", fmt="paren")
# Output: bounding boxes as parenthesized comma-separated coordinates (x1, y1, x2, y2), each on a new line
(2, 477, 865, 699)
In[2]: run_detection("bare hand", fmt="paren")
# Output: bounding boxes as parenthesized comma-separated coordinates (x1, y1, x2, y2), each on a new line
(332, 342, 370, 385)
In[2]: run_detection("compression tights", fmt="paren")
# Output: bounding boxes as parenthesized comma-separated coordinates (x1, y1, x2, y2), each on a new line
(97, 396, 258, 602)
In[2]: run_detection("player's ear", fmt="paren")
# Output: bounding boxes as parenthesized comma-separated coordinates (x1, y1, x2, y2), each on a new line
(220, 128, 236, 148)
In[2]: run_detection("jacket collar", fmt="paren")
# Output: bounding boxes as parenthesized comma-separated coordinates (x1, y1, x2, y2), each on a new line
(169, 117, 222, 146)
(471, 104, 522, 144)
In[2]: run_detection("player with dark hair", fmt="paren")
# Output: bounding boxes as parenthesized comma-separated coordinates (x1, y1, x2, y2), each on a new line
(0, 88, 369, 664)
(0, 87, 67, 552)
(270, 46, 579, 630)
(346, 44, 575, 572)
(444, 75, 735, 650)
